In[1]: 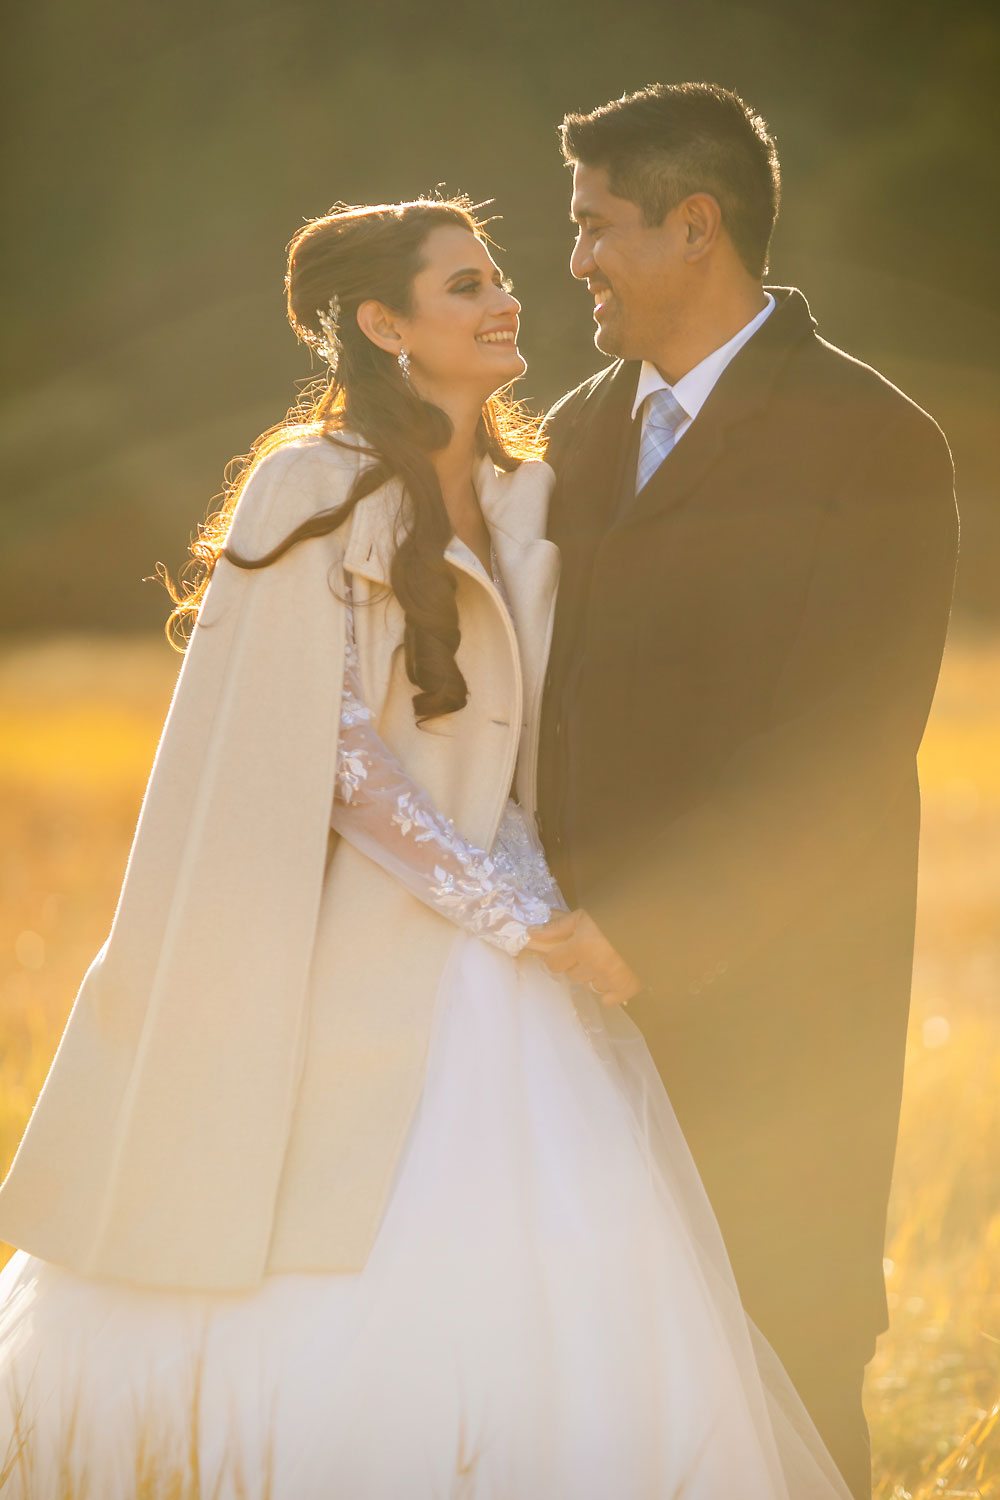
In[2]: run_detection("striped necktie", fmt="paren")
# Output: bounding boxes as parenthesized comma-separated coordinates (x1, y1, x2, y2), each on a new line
(635, 386, 688, 495)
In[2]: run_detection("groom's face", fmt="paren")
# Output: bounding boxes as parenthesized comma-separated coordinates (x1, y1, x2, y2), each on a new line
(569, 162, 688, 361)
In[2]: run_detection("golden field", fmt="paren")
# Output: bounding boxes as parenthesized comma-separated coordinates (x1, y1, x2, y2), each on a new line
(0, 630, 997, 1497)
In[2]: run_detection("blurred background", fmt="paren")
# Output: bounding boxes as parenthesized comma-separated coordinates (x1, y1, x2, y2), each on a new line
(1, 1, 999, 1493)
(0, 0, 997, 633)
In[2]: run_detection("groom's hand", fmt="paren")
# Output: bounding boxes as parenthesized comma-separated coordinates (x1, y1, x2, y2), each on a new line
(526, 909, 642, 1007)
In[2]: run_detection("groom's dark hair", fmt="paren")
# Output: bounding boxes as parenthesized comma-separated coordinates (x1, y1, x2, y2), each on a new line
(560, 82, 781, 278)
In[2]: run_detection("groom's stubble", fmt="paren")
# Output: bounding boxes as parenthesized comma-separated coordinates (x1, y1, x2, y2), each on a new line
(568, 161, 689, 369)
(568, 160, 761, 383)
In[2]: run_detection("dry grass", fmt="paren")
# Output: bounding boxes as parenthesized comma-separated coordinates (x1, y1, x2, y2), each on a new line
(0, 1349, 276, 1499)
(0, 630, 998, 1497)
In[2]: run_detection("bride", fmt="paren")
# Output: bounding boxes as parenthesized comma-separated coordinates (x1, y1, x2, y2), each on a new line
(0, 196, 851, 1498)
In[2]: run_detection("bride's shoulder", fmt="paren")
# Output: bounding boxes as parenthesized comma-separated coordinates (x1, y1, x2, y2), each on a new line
(249, 428, 366, 493)
(228, 428, 368, 556)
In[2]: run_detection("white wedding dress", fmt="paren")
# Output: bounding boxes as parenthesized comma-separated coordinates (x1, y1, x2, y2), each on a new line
(0, 558, 852, 1500)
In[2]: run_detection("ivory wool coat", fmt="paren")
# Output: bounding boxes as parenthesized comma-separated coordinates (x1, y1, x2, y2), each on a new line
(0, 432, 559, 1290)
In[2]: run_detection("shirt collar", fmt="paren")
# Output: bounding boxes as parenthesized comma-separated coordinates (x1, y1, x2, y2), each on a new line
(630, 291, 776, 424)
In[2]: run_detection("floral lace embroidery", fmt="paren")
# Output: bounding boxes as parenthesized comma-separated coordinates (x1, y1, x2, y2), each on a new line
(331, 584, 558, 957)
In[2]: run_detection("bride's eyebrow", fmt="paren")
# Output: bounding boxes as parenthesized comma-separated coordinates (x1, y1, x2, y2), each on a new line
(445, 268, 482, 284)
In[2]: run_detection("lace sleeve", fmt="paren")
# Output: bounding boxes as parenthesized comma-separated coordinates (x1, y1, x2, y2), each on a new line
(330, 595, 554, 957)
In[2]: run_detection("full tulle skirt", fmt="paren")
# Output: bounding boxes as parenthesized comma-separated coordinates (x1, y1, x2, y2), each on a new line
(0, 935, 850, 1498)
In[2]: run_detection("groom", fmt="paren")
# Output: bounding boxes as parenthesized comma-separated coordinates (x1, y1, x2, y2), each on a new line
(534, 82, 958, 1496)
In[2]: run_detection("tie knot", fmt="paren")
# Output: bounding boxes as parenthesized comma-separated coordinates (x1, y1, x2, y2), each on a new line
(644, 386, 687, 435)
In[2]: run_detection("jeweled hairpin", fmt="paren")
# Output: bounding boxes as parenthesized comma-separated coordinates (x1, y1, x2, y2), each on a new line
(311, 293, 341, 371)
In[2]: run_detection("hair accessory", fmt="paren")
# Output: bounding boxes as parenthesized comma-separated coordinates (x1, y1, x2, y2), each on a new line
(311, 294, 342, 371)
(397, 348, 413, 389)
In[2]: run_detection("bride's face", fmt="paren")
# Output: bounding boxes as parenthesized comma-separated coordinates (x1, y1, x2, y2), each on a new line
(393, 226, 526, 401)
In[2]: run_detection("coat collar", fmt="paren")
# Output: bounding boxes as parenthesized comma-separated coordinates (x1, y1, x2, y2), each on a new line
(343, 450, 555, 587)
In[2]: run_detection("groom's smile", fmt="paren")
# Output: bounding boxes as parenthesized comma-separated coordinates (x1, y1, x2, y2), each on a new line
(590, 283, 614, 317)
(569, 160, 687, 363)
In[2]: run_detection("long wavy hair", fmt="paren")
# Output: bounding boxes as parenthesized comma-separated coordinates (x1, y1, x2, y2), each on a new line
(163, 196, 542, 722)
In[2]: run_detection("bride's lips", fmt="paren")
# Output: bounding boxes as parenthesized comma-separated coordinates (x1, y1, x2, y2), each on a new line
(475, 324, 519, 348)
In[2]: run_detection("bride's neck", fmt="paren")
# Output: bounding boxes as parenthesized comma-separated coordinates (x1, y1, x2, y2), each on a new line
(427, 397, 484, 538)
(428, 419, 492, 573)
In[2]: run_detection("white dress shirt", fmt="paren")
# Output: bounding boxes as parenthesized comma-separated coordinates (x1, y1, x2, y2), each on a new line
(630, 292, 776, 452)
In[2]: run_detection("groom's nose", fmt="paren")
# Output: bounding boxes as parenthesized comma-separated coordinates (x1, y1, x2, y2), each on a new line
(570, 233, 594, 281)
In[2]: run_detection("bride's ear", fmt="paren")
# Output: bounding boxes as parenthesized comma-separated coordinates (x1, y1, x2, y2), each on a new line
(356, 300, 404, 356)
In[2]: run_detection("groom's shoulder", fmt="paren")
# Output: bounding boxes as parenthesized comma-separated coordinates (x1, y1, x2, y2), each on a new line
(765, 287, 949, 460)
(540, 361, 627, 470)
(544, 360, 622, 422)
(795, 328, 949, 456)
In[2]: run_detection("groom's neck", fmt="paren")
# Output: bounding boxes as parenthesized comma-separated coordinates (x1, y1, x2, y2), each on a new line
(648, 275, 768, 387)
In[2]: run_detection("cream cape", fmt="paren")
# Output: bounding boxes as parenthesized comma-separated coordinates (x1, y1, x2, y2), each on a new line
(0, 433, 558, 1289)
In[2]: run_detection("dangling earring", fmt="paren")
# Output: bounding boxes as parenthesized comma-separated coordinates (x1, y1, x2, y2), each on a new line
(397, 348, 413, 390)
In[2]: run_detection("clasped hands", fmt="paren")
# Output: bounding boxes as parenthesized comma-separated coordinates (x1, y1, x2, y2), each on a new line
(525, 908, 642, 1008)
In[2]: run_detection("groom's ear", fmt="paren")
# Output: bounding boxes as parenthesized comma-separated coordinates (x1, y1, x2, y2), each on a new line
(679, 193, 723, 264)
(357, 300, 404, 356)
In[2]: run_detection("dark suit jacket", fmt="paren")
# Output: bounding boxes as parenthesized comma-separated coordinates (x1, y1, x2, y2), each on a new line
(538, 286, 958, 1358)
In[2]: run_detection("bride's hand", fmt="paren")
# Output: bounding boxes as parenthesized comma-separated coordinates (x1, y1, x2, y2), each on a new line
(525, 909, 642, 1007)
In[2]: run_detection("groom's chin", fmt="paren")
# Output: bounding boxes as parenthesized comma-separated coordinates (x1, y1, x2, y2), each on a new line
(594, 324, 623, 358)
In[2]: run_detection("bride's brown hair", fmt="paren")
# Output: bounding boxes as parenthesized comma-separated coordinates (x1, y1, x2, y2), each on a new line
(164, 195, 542, 722)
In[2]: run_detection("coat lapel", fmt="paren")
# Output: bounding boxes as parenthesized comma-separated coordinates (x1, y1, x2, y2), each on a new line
(619, 396, 725, 528)
(615, 287, 819, 530)
(476, 455, 560, 713)
(549, 361, 638, 547)
(342, 454, 560, 724)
